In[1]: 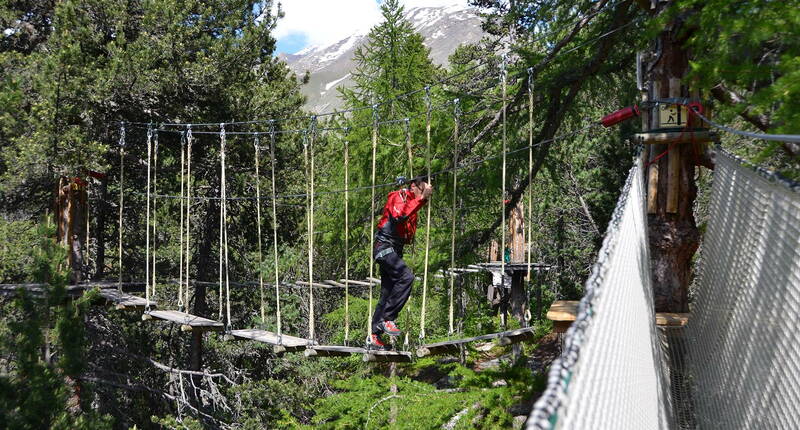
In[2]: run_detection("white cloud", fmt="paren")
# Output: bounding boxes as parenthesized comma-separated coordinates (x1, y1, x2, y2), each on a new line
(274, 0, 470, 53)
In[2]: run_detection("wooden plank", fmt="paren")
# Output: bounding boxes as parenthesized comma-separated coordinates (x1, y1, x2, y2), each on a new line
(98, 289, 154, 310)
(229, 328, 310, 353)
(367, 277, 381, 284)
(305, 345, 366, 357)
(296, 281, 339, 289)
(324, 280, 346, 288)
(339, 279, 377, 286)
(656, 312, 690, 327)
(362, 350, 413, 363)
(632, 130, 716, 145)
(143, 310, 224, 332)
(416, 327, 537, 357)
(546, 300, 579, 322)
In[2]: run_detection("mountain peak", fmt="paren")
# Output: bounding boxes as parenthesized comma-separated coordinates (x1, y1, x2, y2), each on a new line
(282, 5, 484, 114)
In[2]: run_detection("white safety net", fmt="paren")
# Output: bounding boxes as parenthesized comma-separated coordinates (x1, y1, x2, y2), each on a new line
(687, 150, 800, 429)
(528, 158, 673, 429)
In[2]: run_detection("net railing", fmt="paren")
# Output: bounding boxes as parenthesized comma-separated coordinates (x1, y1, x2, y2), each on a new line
(687, 150, 800, 429)
(528, 157, 673, 429)
(528, 148, 800, 429)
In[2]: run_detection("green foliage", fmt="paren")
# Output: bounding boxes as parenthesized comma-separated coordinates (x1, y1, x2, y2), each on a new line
(0, 222, 112, 428)
(0, 218, 40, 282)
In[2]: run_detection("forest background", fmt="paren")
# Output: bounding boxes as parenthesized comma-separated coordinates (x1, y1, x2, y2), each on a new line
(0, 0, 797, 428)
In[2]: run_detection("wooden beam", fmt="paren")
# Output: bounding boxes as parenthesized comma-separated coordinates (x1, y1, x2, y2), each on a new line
(229, 329, 310, 352)
(362, 351, 413, 363)
(305, 345, 365, 357)
(416, 327, 538, 357)
(143, 310, 224, 332)
(632, 130, 716, 145)
(338, 279, 377, 286)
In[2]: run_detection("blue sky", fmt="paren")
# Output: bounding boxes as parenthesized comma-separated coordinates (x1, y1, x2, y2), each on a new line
(273, 0, 467, 54)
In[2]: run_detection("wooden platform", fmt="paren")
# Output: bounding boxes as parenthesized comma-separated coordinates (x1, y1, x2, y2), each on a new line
(304, 345, 413, 362)
(416, 327, 537, 357)
(142, 310, 224, 332)
(98, 289, 154, 310)
(230, 328, 311, 353)
(305, 345, 366, 357)
(363, 350, 413, 363)
(546, 300, 690, 333)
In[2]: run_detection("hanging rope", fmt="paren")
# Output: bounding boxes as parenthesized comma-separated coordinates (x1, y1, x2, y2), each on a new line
(178, 130, 186, 310)
(404, 118, 414, 178)
(501, 58, 507, 284)
(254, 134, 265, 322)
(145, 125, 153, 310)
(220, 124, 232, 331)
(419, 86, 433, 339)
(527, 69, 534, 282)
(403, 118, 413, 347)
(307, 117, 317, 340)
(117, 123, 125, 294)
(367, 105, 378, 341)
(151, 128, 159, 301)
(269, 121, 282, 338)
(448, 99, 460, 335)
(185, 126, 193, 309)
(343, 130, 351, 344)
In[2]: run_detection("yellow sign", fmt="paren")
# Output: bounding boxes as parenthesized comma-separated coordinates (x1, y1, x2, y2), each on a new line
(658, 104, 688, 128)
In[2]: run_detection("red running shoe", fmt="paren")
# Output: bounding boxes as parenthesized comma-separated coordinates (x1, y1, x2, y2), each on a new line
(380, 320, 402, 337)
(367, 334, 390, 351)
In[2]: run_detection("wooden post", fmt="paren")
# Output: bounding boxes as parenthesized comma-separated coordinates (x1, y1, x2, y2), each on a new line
(641, 1, 701, 312)
(55, 176, 88, 284)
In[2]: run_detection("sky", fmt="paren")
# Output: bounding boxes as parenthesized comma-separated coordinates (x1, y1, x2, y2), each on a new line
(274, 0, 470, 54)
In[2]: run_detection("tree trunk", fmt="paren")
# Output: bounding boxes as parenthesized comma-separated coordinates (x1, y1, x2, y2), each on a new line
(188, 195, 216, 406)
(56, 177, 87, 284)
(644, 5, 699, 313)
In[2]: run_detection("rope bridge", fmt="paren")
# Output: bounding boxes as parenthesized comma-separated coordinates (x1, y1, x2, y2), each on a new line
(528, 149, 800, 429)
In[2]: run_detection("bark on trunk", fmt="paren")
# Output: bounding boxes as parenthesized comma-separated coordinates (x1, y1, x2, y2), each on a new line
(645, 6, 699, 313)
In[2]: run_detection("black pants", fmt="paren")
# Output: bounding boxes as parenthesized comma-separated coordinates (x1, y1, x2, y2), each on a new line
(371, 245, 414, 335)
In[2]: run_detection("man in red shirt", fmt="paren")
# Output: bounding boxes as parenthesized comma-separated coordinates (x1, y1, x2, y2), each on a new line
(367, 176, 433, 350)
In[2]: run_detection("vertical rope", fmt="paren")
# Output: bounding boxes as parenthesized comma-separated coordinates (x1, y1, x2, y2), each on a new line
(404, 118, 414, 178)
(419, 86, 433, 339)
(501, 59, 507, 281)
(344, 131, 350, 344)
(220, 124, 231, 330)
(269, 121, 282, 338)
(145, 125, 152, 310)
(85, 183, 90, 275)
(254, 135, 265, 322)
(178, 130, 186, 310)
(307, 117, 317, 340)
(527, 69, 534, 282)
(403, 118, 414, 346)
(117, 123, 125, 294)
(151, 129, 159, 300)
(448, 99, 460, 335)
(367, 105, 378, 341)
(185, 126, 193, 309)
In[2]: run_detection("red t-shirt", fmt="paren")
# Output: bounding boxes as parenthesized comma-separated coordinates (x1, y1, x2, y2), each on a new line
(376, 189, 427, 245)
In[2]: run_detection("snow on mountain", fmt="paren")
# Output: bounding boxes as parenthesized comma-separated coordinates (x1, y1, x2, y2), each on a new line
(279, 5, 484, 113)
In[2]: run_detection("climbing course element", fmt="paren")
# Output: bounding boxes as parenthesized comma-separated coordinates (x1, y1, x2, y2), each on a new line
(687, 150, 800, 429)
(253, 134, 265, 322)
(269, 121, 282, 337)
(448, 100, 460, 335)
(419, 87, 433, 340)
(117, 124, 125, 294)
(367, 105, 378, 341)
(529, 158, 672, 430)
